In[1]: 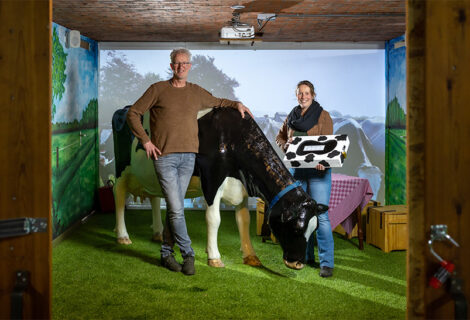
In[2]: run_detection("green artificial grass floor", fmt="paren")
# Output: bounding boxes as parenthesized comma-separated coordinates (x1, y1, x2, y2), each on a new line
(53, 209, 406, 320)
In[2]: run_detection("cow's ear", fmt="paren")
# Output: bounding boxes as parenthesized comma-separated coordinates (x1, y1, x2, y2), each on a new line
(316, 204, 329, 214)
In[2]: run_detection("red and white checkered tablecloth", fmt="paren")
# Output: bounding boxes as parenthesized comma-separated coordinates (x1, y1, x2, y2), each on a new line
(328, 173, 374, 233)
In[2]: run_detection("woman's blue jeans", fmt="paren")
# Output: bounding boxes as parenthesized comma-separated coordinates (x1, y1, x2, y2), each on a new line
(154, 153, 195, 258)
(291, 168, 334, 268)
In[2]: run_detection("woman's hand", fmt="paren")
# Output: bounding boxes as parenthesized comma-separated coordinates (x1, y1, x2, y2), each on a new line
(315, 164, 326, 171)
(284, 138, 293, 151)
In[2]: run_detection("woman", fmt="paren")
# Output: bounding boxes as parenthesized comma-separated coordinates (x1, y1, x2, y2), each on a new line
(276, 80, 334, 278)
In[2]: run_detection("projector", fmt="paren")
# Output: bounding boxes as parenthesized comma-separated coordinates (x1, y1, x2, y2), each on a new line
(220, 25, 255, 39)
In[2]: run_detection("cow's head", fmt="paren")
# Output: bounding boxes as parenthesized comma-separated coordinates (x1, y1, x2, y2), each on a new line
(268, 187, 328, 269)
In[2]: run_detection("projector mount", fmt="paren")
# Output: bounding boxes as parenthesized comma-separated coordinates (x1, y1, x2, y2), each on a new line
(220, 12, 255, 40)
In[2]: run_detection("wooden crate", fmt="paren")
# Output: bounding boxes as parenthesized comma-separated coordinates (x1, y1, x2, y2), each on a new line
(256, 198, 277, 243)
(334, 201, 380, 239)
(366, 205, 408, 252)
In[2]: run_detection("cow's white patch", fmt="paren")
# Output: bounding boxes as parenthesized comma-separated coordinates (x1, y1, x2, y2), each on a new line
(304, 216, 318, 241)
(197, 108, 213, 119)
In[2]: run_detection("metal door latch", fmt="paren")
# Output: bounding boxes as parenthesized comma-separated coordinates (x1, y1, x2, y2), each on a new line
(0, 217, 47, 239)
(428, 224, 459, 262)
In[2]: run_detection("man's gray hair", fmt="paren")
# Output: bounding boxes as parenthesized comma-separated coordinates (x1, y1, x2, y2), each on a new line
(170, 48, 191, 64)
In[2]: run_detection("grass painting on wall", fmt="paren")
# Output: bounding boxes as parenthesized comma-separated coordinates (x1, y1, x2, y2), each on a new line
(385, 35, 406, 205)
(52, 23, 99, 237)
(386, 128, 406, 204)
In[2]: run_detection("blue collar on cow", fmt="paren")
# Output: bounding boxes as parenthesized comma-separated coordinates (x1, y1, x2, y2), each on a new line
(268, 181, 302, 211)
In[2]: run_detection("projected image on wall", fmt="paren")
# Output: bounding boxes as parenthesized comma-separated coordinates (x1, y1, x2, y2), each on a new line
(99, 49, 385, 206)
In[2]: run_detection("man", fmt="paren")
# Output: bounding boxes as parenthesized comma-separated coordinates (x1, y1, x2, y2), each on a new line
(126, 48, 253, 275)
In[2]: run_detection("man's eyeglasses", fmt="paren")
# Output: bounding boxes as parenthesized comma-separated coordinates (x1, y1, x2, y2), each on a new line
(172, 62, 191, 66)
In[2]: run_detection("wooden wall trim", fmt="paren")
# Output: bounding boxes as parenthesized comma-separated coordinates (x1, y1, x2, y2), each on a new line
(0, 0, 52, 318)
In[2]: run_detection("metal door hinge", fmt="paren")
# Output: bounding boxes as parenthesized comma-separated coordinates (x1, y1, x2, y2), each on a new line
(0, 217, 47, 239)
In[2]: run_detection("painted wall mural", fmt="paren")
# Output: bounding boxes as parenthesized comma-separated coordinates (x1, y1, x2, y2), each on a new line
(52, 23, 99, 238)
(385, 35, 407, 205)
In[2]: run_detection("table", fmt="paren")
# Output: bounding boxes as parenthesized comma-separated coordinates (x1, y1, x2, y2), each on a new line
(329, 173, 374, 250)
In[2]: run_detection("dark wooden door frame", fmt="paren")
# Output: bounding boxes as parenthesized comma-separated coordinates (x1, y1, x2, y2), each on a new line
(0, 0, 52, 319)
(407, 0, 470, 318)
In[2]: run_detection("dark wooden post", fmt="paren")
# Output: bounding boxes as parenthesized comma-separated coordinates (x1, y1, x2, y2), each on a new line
(407, 0, 470, 318)
(0, 0, 52, 318)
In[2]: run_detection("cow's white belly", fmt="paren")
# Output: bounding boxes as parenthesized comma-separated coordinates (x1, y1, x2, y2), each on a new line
(220, 177, 248, 206)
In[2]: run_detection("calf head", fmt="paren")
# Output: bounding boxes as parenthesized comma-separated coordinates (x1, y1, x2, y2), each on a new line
(268, 187, 328, 269)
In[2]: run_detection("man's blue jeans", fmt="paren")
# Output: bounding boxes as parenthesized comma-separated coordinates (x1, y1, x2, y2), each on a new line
(154, 153, 195, 258)
(291, 168, 334, 268)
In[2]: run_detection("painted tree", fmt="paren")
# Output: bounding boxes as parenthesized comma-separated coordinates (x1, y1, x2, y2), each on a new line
(386, 97, 406, 129)
(99, 51, 163, 126)
(52, 26, 67, 119)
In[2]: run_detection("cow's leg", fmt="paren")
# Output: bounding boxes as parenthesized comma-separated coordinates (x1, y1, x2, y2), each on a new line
(220, 177, 261, 266)
(114, 176, 132, 245)
(150, 197, 163, 242)
(206, 193, 225, 268)
(235, 197, 262, 267)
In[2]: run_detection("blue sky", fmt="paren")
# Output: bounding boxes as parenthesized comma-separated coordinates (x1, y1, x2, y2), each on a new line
(101, 49, 386, 118)
(53, 23, 98, 123)
(386, 35, 406, 110)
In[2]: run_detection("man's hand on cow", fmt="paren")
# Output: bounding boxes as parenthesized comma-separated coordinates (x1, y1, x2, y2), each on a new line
(143, 141, 162, 160)
(237, 102, 254, 119)
(315, 164, 326, 171)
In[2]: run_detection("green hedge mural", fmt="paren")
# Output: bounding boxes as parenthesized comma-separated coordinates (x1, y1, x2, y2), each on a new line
(386, 129, 406, 204)
(52, 26, 67, 119)
(386, 97, 406, 129)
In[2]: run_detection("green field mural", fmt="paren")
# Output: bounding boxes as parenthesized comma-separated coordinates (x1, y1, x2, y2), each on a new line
(386, 129, 406, 204)
(385, 35, 407, 205)
(52, 23, 99, 238)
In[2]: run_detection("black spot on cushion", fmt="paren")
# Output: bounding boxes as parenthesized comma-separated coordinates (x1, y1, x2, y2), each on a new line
(319, 160, 330, 167)
(327, 150, 340, 158)
(291, 161, 301, 167)
(286, 152, 296, 160)
(305, 154, 315, 162)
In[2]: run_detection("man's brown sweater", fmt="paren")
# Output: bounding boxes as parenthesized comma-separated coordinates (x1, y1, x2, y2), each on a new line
(127, 80, 239, 156)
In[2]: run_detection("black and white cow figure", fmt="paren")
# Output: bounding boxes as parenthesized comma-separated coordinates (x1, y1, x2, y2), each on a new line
(197, 108, 328, 268)
(113, 107, 328, 269)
